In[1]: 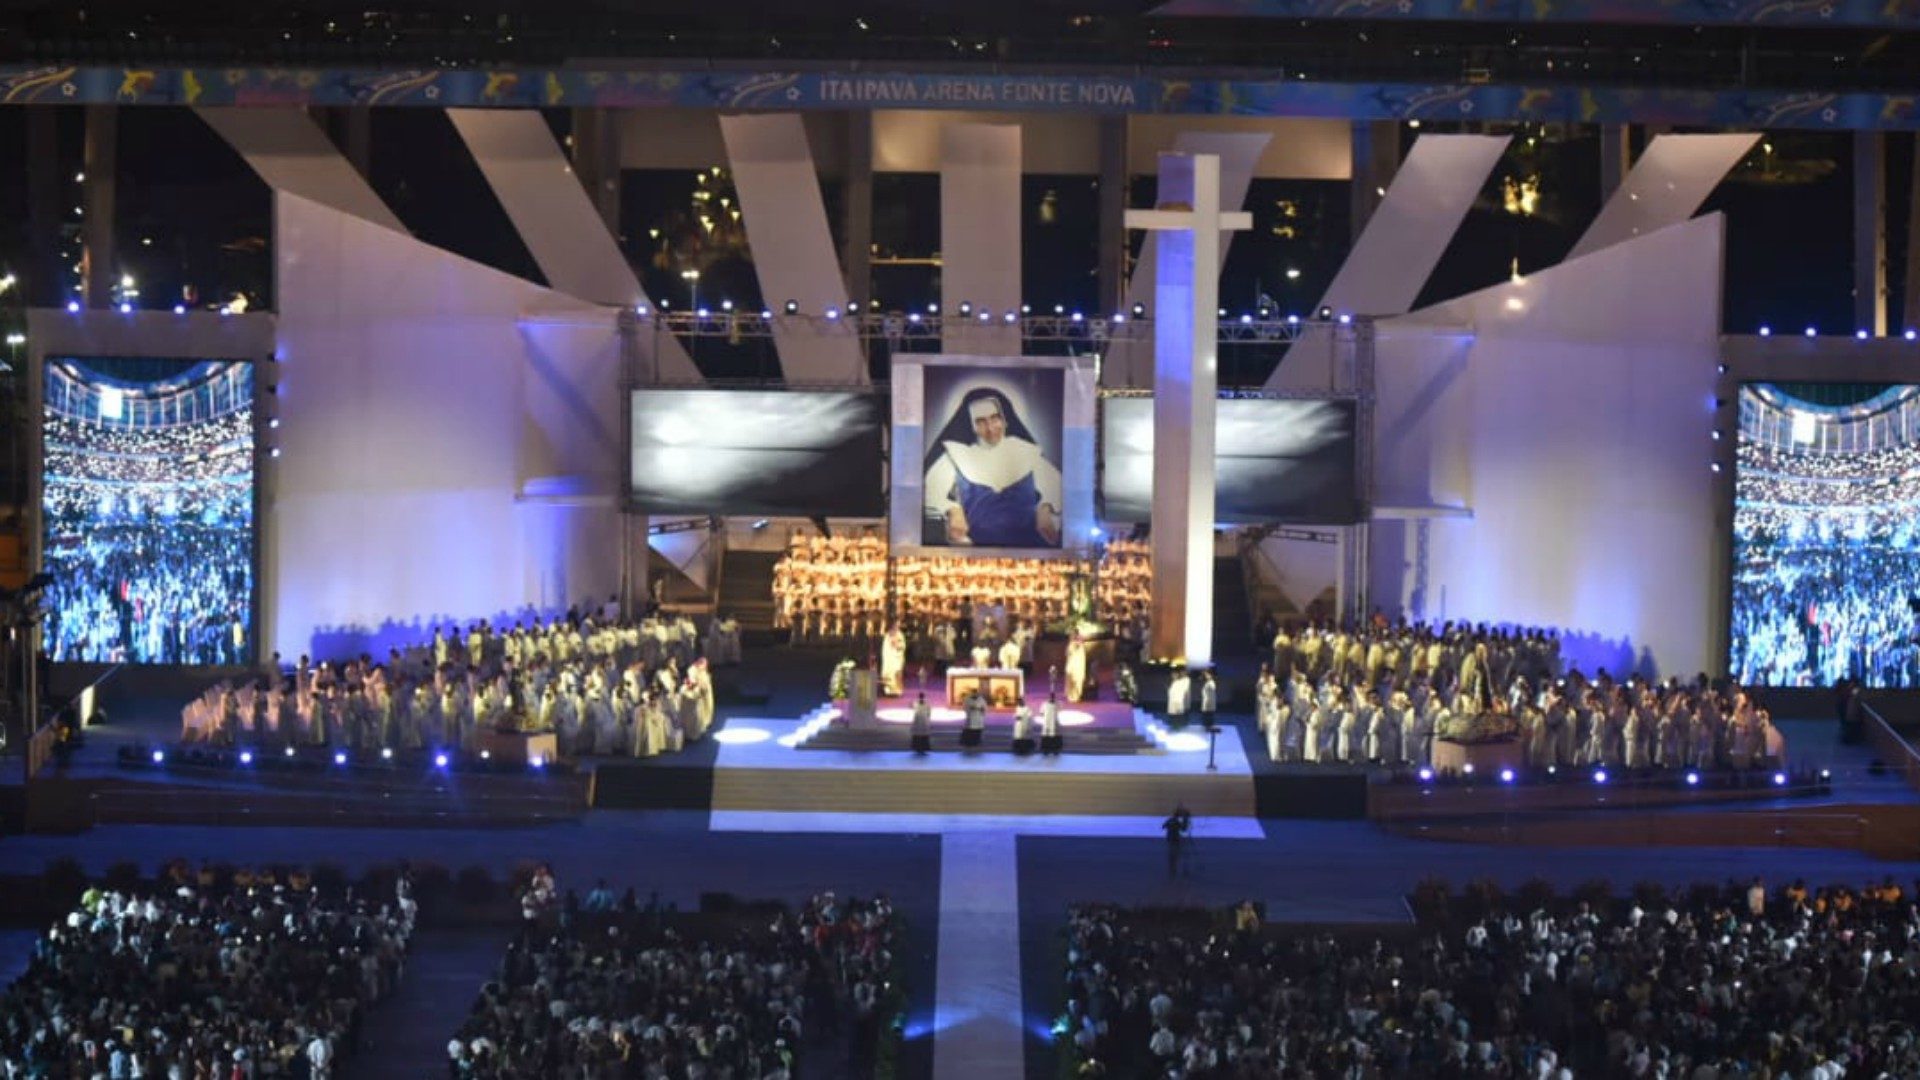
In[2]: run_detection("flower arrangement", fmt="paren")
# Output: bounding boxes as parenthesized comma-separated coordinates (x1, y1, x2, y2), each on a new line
(830, 659, 856, 701)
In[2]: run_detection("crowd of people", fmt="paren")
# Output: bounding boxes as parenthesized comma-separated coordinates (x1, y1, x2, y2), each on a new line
(771, 532, 1151, 646)
(450, 885, 896, 1078)
(1732, 425, 1920, 689)
(179, 608, 728, 759)
(1254, 621, 1788, 772)
(1063, 876, 1920, 1078)
(41, 379, 256, 666)
(0, 865, 414, 1079)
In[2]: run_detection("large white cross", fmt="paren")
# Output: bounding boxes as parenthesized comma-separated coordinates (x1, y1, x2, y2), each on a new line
(1124, 153, 1251, 669)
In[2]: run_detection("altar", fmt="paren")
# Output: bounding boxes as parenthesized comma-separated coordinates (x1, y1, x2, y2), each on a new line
(945, 667, 1025, 709)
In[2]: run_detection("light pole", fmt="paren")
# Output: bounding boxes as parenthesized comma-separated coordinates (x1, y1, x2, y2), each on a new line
(681, 269, 701, 363)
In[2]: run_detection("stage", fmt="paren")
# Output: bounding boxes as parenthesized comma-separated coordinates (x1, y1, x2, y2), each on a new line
(700, 703, 1258, 818)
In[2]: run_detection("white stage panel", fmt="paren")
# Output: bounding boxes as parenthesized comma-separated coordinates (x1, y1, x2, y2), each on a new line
(1568, 133, 1760, 261)
(196, 107, 405, 234)
(1270, 134, 1508, 391)
(940, 124, 1023, 356)
(719, 114, 869, 385)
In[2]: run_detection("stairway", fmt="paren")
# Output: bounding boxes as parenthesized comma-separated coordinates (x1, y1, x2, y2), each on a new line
(718, 550, 782, 634)
(799, 724, 1158, 756)
(1212, 554, 1253, 657)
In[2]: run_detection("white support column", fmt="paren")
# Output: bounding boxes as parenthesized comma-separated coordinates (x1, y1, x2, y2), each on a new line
(940, 123, 1023, 356)
(1127, 154, 1249, 667)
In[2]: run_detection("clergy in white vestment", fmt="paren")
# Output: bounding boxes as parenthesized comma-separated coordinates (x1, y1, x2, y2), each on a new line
(961, 691, 987, 747)
(1041, 694, 1061, 739)
(1012, 702, 1033, 752)
(997, 637, 1022, 673)
(881, 625, 908, 696)
(1065, 635, 1089, 703)
(922, 389, 1064, 548)
(1166, 669, 1190, 719)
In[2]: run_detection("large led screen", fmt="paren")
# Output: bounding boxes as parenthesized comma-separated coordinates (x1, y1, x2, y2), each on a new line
(1101, 397, 1359, 524)
(629, 390, 884, 517)
(919, 364, 1066, 549)
(1730, 383, 1920, 688)
(42, 358, 256, 665)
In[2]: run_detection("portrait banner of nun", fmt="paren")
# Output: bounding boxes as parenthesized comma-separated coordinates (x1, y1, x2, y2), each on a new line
(919, 365, 1067, 549)
(891, 355, 1096, 558)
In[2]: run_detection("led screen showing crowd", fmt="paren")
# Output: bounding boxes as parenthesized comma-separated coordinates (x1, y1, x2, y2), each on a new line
(41, 357, 255, 665)
(1730, 382, 1920, 688)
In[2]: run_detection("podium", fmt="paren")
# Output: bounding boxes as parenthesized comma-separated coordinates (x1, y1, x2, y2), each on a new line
(477, 728, 558, 765)
(846, 671, 879, 730)
(945, 667, 1024, 709)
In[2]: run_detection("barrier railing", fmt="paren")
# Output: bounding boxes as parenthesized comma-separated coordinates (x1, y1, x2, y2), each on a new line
(1862, 702, 1920, 796)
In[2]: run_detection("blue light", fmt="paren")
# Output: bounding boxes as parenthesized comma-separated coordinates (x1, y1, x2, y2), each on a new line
(1337, 313, 1353, 325)
(1089, 526, 1103, 538)
(1686, 771, 1700, 786)
(333, 751, 348, 766)
(1287, 314, 1300, 325)
(1070, 312, 1084, 323)
(151, 749, 165, 764)
(434, 752, 450, 769)
(66, 300, 79, 313)
(1593, 769, 1608, 784)
(907, 313, 921, 323)
(1417, 767, 1433, 783)
(530, 755, 546, 770)
(825, 307, 840, 320)
(239, 750, 253, 765)
(284, 746, 296, 758)
(380, 747, 393, 761)
(1804, 326, 1817, 337)
(1462, 763, 1475, 776)
(635, 304, 649, 317)
(1499, 768, 1515, 783)
(173, 304, 186, 315)
(1907, 329, 1918, 341)
(696, 307, 710, 318)
(1758, 325, 1770, 336)
(1239, 313, 1253, 324)
(1773, 772, 1787, 786)
(1856, 329, 1870, 340)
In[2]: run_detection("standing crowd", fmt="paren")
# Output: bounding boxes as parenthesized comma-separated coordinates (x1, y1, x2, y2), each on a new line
(1256, 620, 1787, 772)
(180, 607, 738, 759)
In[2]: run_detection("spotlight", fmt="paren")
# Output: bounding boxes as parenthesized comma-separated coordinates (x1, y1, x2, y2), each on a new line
(66, 300, 79, 313)
(1686, 771, 1700, 786)
(481, 750, 492, 761)
(239, 750, 254, 765)
(720, 299, 733, 312)
(1053, 304, 1065, 315)
(1804, 326, 1817, 337)
(1499, 768, 1515, 783)
(434, 752, 450, 769)
(696, 307, 709, 318)
(1112, 313, 1126, 323)
(784, 300, 799, 315)
(1906, 330, 1917, 341)
(1417, 767, 1433, 783)
(1338, 313, 1353, 325)
(173, 304, 186, 315)
(1317, 306, 1333, 321)
(1593, 769, 1608, 784)
(1002, 311, 1017, 324)
(958, 301, 973, 317)
(1239, 313, 1253, 324)
(530, 755, 546, 769)
(825, 306, 840, 320)
(1710, 462, 1721, 473)
(635, 304, 649, 317)
(284, 746, 296, 758)
(1131, 302, 1146, 319)
(907, 313, 921, 323)
(1286, 314, 1300, 325)
(333, 751, 348, 766)
(1773, 772, 1787, 786)
(978, 311, 991, 322)
(1820, 768, 1831, 780)
(380, 747, 393, 761)
(1711, 430, 1721, 441)
(1462, 763, 1475, 776)
(1070, 311, 1084, 322)
(1855, 329, 1869, 340)
(1716, 363, 1728, 374)
(1020, 303, 1031, 314)
(870, 299, 882, 311)
(1547, 765, 1556, 775)
(270, 448, 281, 459)
(927, 303, 939, 314)
(151, 749, 165, 764)
(1758, 325, 1770, 337)
(1217, 307, 1228, 317)
(759, 309, 771, 319)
